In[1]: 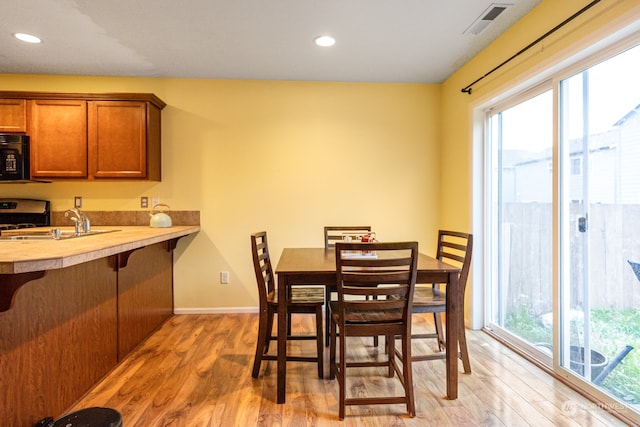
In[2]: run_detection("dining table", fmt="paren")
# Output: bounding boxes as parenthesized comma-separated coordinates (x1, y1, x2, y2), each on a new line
(274, 247, 462, 404)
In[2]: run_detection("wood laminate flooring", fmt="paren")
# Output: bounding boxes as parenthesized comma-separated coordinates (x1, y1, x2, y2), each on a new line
(69, 313, 632, 426)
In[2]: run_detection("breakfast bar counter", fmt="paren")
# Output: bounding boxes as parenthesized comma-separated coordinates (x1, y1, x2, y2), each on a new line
(0, 224, 200, 427)
(0, 225, 201, 274)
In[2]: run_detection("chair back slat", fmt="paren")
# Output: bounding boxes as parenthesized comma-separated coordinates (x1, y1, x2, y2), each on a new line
(440, 251, 465, 264)
(441, 240, 466, 251)
(340, 256, 414, 268)
(342, 270, 413, 284)
(342, 283, 410, 297)
(342, 293, 409, 308)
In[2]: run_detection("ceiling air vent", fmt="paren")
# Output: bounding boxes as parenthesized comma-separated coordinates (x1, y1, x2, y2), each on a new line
(464, 3, 513, 35)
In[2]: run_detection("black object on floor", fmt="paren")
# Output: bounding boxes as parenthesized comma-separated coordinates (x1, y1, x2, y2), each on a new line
(34, 407, 122, 427)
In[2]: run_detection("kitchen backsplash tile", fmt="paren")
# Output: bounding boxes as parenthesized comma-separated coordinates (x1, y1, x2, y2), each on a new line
(51, 211, 200, 226)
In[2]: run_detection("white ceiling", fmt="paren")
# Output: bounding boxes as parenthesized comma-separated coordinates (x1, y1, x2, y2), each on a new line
(0, 0, 541, 84)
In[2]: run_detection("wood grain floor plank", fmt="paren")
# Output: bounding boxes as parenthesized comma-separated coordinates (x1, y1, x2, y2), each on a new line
(67, 313, 631, 426)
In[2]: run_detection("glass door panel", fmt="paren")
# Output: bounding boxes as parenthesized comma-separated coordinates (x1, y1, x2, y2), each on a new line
(560, 44, 640, 405)
(487, 89, 554, 353)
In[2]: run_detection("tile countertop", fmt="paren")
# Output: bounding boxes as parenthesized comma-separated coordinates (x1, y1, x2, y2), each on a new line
(0, 225, 200, 274)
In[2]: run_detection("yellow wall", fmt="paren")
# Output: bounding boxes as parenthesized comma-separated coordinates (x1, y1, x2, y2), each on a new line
(0, 76, 441, 309)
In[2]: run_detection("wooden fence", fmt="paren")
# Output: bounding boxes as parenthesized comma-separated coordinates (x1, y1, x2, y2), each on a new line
(503, 203, 640, 315)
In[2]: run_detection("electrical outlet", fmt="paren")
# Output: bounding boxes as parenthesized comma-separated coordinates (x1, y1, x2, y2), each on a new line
(141, 196, 149, 208)
(220, 271, 230, 284)
(74, 196, 82, 208)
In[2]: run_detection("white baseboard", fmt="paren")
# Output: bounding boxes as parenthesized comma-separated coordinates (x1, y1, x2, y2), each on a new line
(173, 307, 259, 314)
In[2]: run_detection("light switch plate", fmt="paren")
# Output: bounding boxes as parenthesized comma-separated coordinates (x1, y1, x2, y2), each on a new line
(220, 271, 230, 284)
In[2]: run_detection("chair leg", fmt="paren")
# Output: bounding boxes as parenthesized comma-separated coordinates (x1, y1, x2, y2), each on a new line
(252, 309, 269, 378)
(329, 315, 337, 380)
(386, 334, 394, 377)
(315, 306, 324, 378)
(325, 286, 331, 346)
(338, 325, 346, 420)
(459, 318, 471, 374)
(401, 332, 416, 417)
(371, 295, 378, 347)
(264, 309, 275, 353)
(434, 313, 445, 351)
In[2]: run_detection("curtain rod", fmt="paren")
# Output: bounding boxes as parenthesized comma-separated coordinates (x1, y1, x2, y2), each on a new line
(461, 0, 602, 95)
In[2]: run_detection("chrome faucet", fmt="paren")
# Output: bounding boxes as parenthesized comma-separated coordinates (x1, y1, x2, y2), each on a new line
(65, 208, 91, 234)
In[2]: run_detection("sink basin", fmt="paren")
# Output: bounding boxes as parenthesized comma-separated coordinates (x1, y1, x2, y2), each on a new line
(0, 228, 119, 241)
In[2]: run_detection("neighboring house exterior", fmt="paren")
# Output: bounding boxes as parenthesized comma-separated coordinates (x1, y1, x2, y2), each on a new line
(505, 103, 640, 204)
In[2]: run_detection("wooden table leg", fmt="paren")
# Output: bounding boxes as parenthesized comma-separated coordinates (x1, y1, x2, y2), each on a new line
(277, 274, 288, 403)
(446, 271, 459, 399)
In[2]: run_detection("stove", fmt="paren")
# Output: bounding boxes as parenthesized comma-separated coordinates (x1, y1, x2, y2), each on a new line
(0, 198, 51, 230)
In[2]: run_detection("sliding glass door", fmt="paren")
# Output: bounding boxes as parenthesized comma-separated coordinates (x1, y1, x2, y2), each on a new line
(485, 41, 640, 418)
(559, 44, 640, 404)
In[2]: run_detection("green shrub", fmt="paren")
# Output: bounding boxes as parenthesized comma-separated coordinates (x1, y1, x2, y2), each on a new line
(504, 305, 640, 403)
(590, 309, 640, 404)
(504, 303, 552, 344)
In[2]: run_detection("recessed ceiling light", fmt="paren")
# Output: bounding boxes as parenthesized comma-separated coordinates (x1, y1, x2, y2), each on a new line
(314, 35, 335, 47)
(13, 33, 42, 44)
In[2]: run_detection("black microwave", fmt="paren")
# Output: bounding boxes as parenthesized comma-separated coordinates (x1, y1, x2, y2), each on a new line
(0, 134, 30, 181)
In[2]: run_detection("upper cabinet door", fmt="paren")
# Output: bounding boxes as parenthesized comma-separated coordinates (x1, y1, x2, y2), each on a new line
(88, 101, 148, 179)
(0, 99, 27, 133)
(30, 99, 88, 178)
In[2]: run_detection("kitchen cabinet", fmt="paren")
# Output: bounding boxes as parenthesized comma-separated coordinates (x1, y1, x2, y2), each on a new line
(0, 99, 27, 132)
(30, 99, 88, 178)
(0, 91, 165, 181)
(88, 100, 161, 180)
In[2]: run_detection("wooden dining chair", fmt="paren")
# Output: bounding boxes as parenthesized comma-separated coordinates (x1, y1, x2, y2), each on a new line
(323, 226, 372, 346)
(250, 231, 324, 379)
(329, 241, 418, 419)
(407, 230, 473, 373)
(324, 226, 372, 249)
